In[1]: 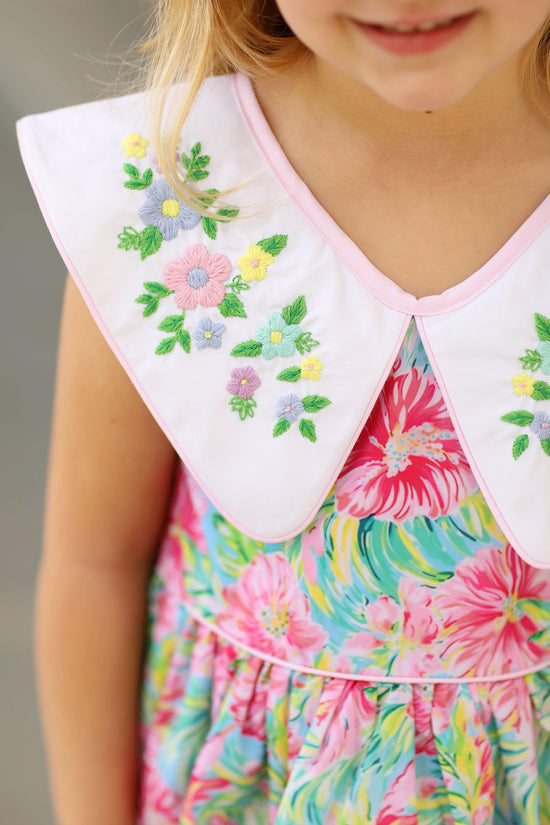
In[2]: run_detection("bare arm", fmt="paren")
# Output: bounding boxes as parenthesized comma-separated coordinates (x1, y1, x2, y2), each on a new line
(38, 277, 177, 825)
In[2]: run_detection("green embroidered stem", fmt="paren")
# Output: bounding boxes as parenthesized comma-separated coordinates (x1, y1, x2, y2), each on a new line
(181, 142, 210, 182)
(155, 312, 189, 355)
(229, 396, 257, 421)
(519, 348, 542, 371)
(296, 331, 320, 354)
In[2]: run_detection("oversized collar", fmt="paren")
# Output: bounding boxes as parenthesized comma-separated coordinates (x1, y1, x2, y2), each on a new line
(17, 73, 550, 567)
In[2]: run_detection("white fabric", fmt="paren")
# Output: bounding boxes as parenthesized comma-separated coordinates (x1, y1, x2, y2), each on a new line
(17, 74, 550, 566)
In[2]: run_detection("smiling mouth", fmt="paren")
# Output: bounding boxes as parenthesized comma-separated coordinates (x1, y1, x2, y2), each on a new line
(353, 12, 477, 56)
(374, 17, 462, 34)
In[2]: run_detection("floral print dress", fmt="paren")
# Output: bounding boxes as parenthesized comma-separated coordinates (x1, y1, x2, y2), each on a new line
(138, 321, 550, 825)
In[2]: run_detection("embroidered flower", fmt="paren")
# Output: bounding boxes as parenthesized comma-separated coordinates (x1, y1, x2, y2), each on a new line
(255, 312, 301, 360)
(300, 355, 323, 380)
(122, 132, 149, 158)
(139, 180, 201, 241)
(511, 373, 536, 396)
(192, 318, 226, 350)
(529, 410, 550, 440)
(226, 367, 261, 399)
(237, 244, 275, 282)
(276, 394, 305, 424)
(538, 340, 550, 374)
(163, 244, 231, 310)
(151, 151, 181, 174)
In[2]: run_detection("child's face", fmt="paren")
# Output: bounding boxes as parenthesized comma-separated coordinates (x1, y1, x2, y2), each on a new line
(275, 1, 550, 111)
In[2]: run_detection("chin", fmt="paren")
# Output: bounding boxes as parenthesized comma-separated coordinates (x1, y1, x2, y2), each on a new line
(372, 80, 473, 113)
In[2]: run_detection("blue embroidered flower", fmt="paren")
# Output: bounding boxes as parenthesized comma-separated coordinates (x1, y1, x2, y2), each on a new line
(255, 312, 301, 360)
(537, 341, 550, 374)
(276, 394, 304, 424)
(138, 180, 201, 241)
(529, 410, 550, 440)
(193, 317, 226, 350)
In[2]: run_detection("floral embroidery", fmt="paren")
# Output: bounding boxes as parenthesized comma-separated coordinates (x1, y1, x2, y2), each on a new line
(300, 355, 323, 380)
(273, 393, 331, 442)
(193, 318, 226, 350)
(501, 312, 550, 460)
(231, 296, 319, 360)
(117, 139, 240, 259)
(122, 132, 149, 158)
(238, 245, 274, 281)
(227, 367, 261, 420)
(164, 244, 231, 310)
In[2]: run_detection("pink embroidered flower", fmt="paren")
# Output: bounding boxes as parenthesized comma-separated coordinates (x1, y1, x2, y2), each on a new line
(226, 366, 261, 399)
(217, 552, 328, 663)
(335, 367, 477, 521)
(346, 579, 442, 676)
(163, 243, 231, 309)
(434, 543, 550, 676)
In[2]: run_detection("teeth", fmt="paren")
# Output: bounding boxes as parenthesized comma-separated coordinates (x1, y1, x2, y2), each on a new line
(381, 18, 454, 33)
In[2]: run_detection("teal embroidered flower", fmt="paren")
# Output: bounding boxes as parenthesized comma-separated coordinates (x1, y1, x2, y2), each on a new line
(255, 312, 301, 360)
(537, 341, 550, 374)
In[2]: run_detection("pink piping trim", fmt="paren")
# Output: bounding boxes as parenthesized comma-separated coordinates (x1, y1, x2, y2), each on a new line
(184, 602, 550, 684)
(16, 116, 408, 544)
(416, 317, 550, 570)
(232, 72, 550, 317)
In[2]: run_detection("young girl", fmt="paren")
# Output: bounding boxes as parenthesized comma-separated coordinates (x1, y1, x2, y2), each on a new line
(17, 1, 550, 823)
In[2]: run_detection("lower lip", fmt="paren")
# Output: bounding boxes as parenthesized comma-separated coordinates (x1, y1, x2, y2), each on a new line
(354, 13, 476, 57)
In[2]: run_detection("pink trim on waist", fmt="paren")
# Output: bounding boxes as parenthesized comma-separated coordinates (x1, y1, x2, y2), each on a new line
(184, 601, 550, 685)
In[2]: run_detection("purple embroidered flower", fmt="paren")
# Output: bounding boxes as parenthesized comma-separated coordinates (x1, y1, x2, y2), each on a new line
(193, 318, 226, 350)
(276, 394, 305, 424)
(227, 367, 261, 399)
(538, 341, 550, 375)
(530, 411, 550, 440)
(138, 179, 201, 240)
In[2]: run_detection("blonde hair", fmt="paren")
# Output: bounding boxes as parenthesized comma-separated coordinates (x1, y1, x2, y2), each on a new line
(142, 2, 550, 202)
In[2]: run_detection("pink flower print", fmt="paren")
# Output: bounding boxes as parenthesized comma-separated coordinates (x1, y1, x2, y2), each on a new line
(434, 543, 550, 677)
(413, 687, 437, 755)
(313, 679, 377, 770)
(377, 763, 417, 825)
(227, 658, 268, 740)
(163, 243, 231, 309)
(226, 366, 261, 399)
(217, 552, 328, 664)
(346, 579, 442, 677)
(335, 367, 477, 521)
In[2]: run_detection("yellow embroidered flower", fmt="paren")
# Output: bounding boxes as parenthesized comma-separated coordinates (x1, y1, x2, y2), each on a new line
(512, 373, 536, 396)
(300, 355, 323, 381)
(122, 133, 149, 159)
(238, 245, 274, 282)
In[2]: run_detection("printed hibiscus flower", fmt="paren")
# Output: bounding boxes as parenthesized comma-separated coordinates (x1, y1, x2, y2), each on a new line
(217, 552, 328, 664)
(255, 312, 301, 359)
(434, 543, 550, 676)
(345, 578, 442, 677)
(163, 244, 231, 310)
(139, 179, 201, 240)
(237, 244, 274, 282)
(122, 132, 149, 158)
(335, 366, 477, 521)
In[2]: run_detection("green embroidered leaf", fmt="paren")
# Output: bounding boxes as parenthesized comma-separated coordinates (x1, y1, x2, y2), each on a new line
(501, 410, 535, 426)
(295, 331, 320, 354)
(219, 293, 246, 318)
(542, 439, 550, 457)
(231, 340, 263, 357)
(282, 295, 307, 325)
(196, 188, 219, 209)
(512, 434, 529, 460)
(202, 216, 218, 239)
(302, 395, 331, 413)
(176, 329, 191, 353)
(117, 226, 141, 251)
(135, 294, 159, 316)
(536, 313, 550, 342)
(123, 163, 139, 178)
(143, 168, 153, 186)
(532, 381, 550, 400)
(229, 397, 257, 420)
(257, 234, 288, 256)
(299, 418, 317, 443)
(144, 281, 173, 297)
(155, 336, 176, 355)
(158, 314, 184, 333)
(226, 275, 250, 295)
(190, 141, 202, 157)
(273, 418, 291, 437)
(519, 348, 542, 371)
(216, 207, 239, 221)
(277, 367, 301, 383)
(140, 226, 163, 260)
